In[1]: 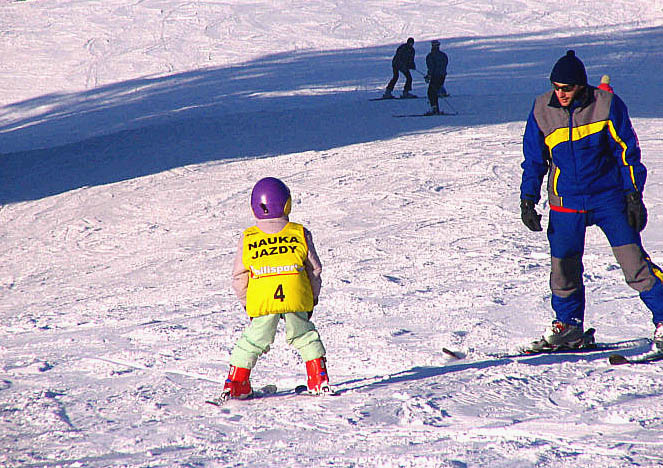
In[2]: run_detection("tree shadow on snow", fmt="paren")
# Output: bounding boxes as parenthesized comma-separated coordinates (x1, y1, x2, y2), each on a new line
(1, 25, 661, 204)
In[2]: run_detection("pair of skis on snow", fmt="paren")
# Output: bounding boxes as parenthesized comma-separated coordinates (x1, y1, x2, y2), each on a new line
(485, 328, 663, 365)
(206, 384, 337, 406)
(369, 95, 418, 101)
(206, 331, 662, 405)
(370, 94, 459, 117)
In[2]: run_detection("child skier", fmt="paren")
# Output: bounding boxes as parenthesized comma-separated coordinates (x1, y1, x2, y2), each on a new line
(598, 74, 614, 93)
(221, 177, 331, 399)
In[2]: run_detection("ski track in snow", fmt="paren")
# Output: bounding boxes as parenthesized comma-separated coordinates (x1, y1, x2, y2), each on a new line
(2, 0, 663, 467)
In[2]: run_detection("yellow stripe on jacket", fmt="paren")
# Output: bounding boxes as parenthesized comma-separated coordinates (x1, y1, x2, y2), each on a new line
(544, 119, 638, 195)
(544, 120, 609, 151)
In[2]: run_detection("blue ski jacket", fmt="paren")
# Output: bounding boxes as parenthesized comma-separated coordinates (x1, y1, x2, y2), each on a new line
(521, 87, 646, 211)
(426, 49, 448, 77)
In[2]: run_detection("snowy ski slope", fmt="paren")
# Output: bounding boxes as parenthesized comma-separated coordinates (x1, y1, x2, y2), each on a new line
(1, 1, 663, 466)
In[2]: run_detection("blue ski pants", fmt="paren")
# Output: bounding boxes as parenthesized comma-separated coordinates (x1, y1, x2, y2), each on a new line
(547, 202, 663, 326)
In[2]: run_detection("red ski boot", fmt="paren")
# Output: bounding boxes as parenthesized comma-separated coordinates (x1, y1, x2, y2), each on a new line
(305, 357, 332, 395)
(222, 366, 253, 400)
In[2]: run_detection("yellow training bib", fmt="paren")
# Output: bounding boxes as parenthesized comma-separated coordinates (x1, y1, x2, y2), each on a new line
(242, 222, 314, 317)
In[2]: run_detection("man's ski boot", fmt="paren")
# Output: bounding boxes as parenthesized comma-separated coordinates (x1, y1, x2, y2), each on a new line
(425, 105, 440, 116)
(654, 322, 663, 351)
(221, 365, 253, 400)
(401, 91, 417, 99)
(382, 89, 394, 99)
(522, 321, 593, 353)
(542, 321, 585, 347)
(305, 357, 333, 395)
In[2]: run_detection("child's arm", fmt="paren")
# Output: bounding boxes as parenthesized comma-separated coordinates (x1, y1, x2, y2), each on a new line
(304, 228, 322, 304)
(231, 234, 249, 307)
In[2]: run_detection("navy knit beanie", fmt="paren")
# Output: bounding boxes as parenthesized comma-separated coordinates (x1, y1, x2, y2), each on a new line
(550, 50, 587, 85)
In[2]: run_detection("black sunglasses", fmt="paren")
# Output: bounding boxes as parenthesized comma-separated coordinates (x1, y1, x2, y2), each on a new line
(552, 83, 576, 92)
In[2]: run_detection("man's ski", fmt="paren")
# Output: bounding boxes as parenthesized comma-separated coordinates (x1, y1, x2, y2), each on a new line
(394, 111, 457, 117)
(205, 384, 278, 406)
(489, 343, 624, 360)
(370, 95, 420, 101)
(608, 350, 663, 365)
(442, 347, 462, 359)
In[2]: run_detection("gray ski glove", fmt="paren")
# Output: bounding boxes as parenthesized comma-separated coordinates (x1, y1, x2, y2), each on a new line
(626, 191, 647, 232)
(520, 199, 542, 232)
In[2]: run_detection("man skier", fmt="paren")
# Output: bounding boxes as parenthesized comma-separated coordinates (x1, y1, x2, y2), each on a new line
(383, 37, 417, 99)
(424, 40, 448, 115)
(520, 50, 663, 352)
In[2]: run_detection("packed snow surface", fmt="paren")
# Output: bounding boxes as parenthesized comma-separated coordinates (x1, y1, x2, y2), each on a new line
(2, 1, 663, 467)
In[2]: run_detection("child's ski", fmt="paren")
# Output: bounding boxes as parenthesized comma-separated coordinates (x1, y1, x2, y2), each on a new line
(205, 384, 278, 406)
(206, 384, 339, 405)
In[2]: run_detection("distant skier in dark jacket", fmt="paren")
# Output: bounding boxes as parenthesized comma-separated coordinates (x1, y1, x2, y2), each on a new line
(383, 38, 417, 99)
(424, 40, 448, 114)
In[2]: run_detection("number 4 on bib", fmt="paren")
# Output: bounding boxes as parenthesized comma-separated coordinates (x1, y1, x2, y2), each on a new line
(274, 284, 285, 302)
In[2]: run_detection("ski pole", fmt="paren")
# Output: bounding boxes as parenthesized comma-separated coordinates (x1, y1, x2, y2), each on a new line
(442, 96, 458, 114)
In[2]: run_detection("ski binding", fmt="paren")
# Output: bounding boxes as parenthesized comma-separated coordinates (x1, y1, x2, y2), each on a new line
(295, 384, 338, 396)
(518, 328, 598, 355)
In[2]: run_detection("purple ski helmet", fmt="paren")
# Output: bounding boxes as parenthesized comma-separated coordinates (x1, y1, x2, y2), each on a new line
(250, 177, 292, 219)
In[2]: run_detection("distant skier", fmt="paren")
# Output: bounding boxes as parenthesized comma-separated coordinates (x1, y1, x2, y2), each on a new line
(220, 177, 331, 399)
(424, 40, 449, 115)
(520, 50, 663, 353)
(383, 37, 417, 99)
(597, 74, 614, 93)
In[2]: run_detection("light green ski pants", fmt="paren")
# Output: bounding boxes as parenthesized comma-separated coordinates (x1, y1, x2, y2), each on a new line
(229, 311, 326, 369)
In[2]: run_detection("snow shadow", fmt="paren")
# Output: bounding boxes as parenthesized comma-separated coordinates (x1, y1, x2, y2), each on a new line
(1, 25, 661, 204)
(336, 342, 646, 393)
